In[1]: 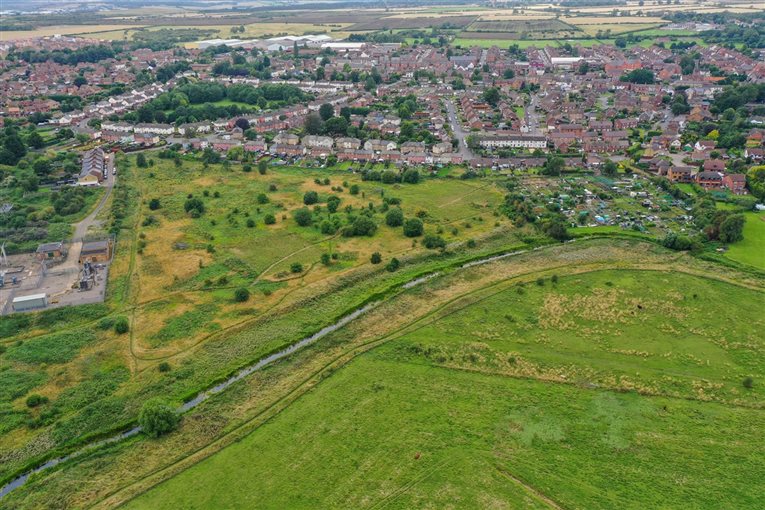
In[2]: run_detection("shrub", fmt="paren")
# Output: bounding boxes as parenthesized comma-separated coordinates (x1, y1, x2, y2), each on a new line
(257, 193, 269, 204)
(423, 234, 446, 250)
(370, 252, 382, 264)
(114, 317, 129, 335)
(385, 208, 404, 227)
(234, 288, 250, 302)
(536, 278, 545, 286)
(743, 377, 754, 389)
(26, 394, 49, 408)
(349, 184, 360, 195)
(158, 362, 171, 373)
(321, 253, 331, 265)
(402, 169, 420, 184)
(184, 197, 204, 216)
(403, 218, 423, 237)
(246, 218, 255, 228)
(148, 198, 161, 210)
(466, 239, 476, 248)
(290, 262, 303, 273)
(139, 398, 180, 438)
(385, 257, 400, 272)
(293, 208, 313, 226)
(264, 214, 276, 225)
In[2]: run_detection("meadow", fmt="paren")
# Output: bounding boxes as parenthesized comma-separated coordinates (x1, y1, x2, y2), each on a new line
(724, 211, 765, 270)
(122, 267, 765, 509)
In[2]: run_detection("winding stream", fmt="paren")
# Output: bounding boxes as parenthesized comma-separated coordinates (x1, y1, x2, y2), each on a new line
(0, 244, 539, 499)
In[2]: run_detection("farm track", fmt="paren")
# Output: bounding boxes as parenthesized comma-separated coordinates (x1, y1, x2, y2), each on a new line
(91, 256, 764, 509)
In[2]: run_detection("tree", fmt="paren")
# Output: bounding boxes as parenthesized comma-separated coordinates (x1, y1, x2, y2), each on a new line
(294, 208, 313, 226)
(386, 257, 400, 272)
(324, 116, 348, 135)
(27, 131, 44, 149)
(370, 252, 382, 264)
(503, 68, 515, 79)
(290, 262, 303, 273)
(234, 118, 250, 130)
(148, 198, 161, 210)
(402, 169, 420, 184)
(403, 218, 423, 237)
(304, 112, 323, 134)
(541, 215, 570, 241)
(234, 288, 250, 302)
(719, 214, 745, 243)
(541, 156, 565, 176)
(136, 153, 148, 168)
(264, 214, 276, 225)
(258, 159, 268, 175)
(620, 69, 655, 84)
(603, 159, 618, 176)
(139, 398, 180, 438)
(347, 216, 377, 237)
(482, 87, 501, 106)
(319, 103, 334, 121)
(385, 208, 404, 227)
(303, 191, 319, 205)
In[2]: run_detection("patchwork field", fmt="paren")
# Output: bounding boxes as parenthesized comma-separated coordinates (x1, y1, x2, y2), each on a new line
(122, 268, 765, 509)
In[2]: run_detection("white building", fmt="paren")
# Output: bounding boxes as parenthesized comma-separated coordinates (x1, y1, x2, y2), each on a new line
(477, 133, 548, 150)
(12, 293, 47, 312)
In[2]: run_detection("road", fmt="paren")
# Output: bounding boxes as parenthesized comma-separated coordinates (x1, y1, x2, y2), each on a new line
(59, 154, 116, 272)
(444, 98, 474, 161)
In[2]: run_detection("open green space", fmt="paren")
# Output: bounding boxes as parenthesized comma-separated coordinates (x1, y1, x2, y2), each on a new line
(725, 211, 765, 270)
(125, 269, 765, 509)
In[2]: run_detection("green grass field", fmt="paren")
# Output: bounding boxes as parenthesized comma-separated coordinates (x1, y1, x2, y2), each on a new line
(725, 211, 765, 269)
(124, 269, 765, 509)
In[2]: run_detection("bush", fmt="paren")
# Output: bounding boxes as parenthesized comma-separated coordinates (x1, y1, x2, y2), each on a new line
(264, 214, 276, 225)
(743, 377, 754, 389)
(257, 193, 269, 204)
(403, 218, 423, 237)
(321, 253, 331, 265)
(536, 278, 545, 286)
(184, 197, 204, 216)
(293, 208, 313, 226)
(114, 317, 129, 335)
(234, 288, 250, 302)
(139, 398, 180, 438)
(385, 208, 404, 227)
(246, 218, 255, 228)
(370, 252, 382, 264)
(385, 257, 400, 272)
(303, 191, 319, 205)
(26, 394, 49, 408)
(158, 362, 171, 373)
(349, 184, 360, 195)
(290, 262, 303, 273)
(423, 234, 446, 250)
(148, 198, 161, 210)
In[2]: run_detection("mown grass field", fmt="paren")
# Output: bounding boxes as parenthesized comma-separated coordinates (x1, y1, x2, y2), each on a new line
(123, 269, 765, 509)
(725, 211, 765, 270)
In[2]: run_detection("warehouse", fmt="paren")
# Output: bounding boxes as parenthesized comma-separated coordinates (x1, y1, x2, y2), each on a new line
(12, 293, 47, 312)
